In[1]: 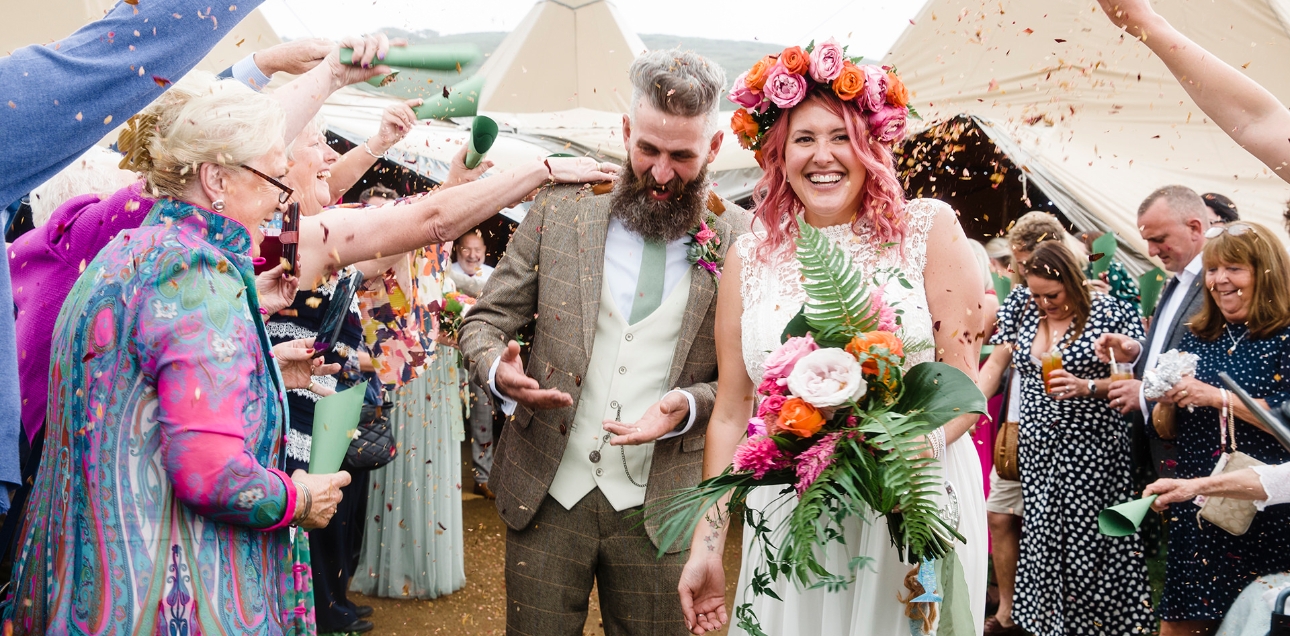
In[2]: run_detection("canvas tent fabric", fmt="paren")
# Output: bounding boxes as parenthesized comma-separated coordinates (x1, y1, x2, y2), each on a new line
(885, 0, 1290, 271)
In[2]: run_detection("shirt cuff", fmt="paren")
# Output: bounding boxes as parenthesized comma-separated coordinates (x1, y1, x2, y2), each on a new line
(1252, 463, 1290, 510)
(488, 356, 518, 416)
(232, 54, 273, 92)
(1139, 385, 1149, 417)
(263, 468, 298, 532)
(657, 389, 696, 440)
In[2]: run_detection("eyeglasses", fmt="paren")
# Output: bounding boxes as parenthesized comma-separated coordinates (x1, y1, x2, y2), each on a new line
(1205, 222, 1254, 239)
(240, 164, 294, 204)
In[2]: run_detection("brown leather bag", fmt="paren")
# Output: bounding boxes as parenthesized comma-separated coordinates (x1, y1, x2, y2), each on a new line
(1152, 403, 1177, 440)
(994, 419, 1021, 481)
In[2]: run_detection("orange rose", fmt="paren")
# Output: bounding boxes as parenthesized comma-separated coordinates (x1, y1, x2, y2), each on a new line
(780, 46, 809, 75)
(746, 55, 777, 91)
(846, 331, 905, 379)
(778, 397, 825, 438)
(730, 109, 759, 148)
(886, 71, 909, 107)
(832, 61, 865, 101)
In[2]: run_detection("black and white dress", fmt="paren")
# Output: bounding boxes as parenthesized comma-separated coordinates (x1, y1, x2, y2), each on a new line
(990, 288, 1155, 635)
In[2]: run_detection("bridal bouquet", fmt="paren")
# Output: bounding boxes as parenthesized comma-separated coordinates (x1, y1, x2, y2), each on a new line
(652, 220, 985, 635)
(437, 290, 475, 341)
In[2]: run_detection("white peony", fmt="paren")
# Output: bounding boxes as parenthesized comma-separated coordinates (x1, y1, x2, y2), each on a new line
(786, 348, 867, 409)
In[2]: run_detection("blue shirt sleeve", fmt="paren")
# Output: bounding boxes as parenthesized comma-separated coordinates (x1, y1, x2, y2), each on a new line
(0, 0, 267, 209)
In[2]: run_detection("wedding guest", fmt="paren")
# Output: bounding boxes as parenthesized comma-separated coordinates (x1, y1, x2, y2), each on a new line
(986, 237, 1013, 278)
(1202, 192, 1239, 228)
(989, 240, 1153, 635)
(1146, 463, 1290, 636)
(5, 73, 352, 635)
(450, 230, 498, 497)
(1103, 221, 1290, 636)
(1096, 0, 1290, 185)
(359, 184, 399, 206)
(450, 229, 494, 297)
(1079, 229, 1141, 311)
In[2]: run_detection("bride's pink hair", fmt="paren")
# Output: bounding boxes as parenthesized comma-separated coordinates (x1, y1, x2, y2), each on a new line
(751, 87, 907, 261)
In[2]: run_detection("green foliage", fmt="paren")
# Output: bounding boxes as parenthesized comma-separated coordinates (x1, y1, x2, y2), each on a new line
(794, 218, 877, 345)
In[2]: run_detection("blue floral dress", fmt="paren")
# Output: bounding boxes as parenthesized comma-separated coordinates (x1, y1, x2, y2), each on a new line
(5, 200, 312, 635)
(1161, 324, 1290, 621)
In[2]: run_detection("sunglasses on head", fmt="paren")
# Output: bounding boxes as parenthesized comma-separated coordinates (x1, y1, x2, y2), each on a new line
(1205, 222, 1254, 239)
(240, 164, 293, 204)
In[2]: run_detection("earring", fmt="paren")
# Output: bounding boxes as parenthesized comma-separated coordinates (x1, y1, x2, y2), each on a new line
(212, 199, 225, 212)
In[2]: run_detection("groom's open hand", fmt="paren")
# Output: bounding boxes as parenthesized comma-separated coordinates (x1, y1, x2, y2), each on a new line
(603, 392, 689, 445)
(494, 340, 573, 410)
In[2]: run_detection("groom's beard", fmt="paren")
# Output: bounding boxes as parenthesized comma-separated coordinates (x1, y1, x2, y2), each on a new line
(609, 159, 709, 243)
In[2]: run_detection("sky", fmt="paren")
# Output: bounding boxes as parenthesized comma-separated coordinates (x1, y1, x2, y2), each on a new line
(259, 0, 928, 60)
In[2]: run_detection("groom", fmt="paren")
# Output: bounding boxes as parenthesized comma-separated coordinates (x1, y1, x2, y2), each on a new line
(459, 49, 743, 635)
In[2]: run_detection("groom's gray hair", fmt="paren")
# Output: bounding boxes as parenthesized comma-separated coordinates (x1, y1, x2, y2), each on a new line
(628, 49, 727, 136)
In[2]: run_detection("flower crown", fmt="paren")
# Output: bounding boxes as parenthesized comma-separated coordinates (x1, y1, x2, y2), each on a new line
(728, 38, 916, 160)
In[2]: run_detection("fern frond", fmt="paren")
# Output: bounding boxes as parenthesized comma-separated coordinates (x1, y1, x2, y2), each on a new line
(795, 218, 877, 339)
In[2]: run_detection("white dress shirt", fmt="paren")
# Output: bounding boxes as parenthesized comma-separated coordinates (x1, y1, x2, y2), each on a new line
(489, 218, 697, 437)
(451, 261, 494, 284)
(1139, 253, 1204, 413)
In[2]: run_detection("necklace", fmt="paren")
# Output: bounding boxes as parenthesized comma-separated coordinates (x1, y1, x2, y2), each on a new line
(587, 405, 647, 488)
(1225, 324, 1247, 356)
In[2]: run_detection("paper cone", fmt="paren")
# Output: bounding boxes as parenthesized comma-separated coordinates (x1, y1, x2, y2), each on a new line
(308, 382, 368, 474)
(465, 116, 498, 169)
(340, 44, 481, 70)
(413, 75, 486, 121)
(1138, 267, 1166, 316)
(1091, 232, 1118, 276)
(1098, 495, 1158, 536)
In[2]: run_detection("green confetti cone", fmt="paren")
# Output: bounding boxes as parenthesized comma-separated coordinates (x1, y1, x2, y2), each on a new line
(308, 382, 368, 474)
(465, 116, 499, 169)
(1098, 495, 1158, 537)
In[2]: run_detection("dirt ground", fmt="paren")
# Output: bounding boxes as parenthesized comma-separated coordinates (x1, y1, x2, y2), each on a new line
(351, 493, 744, 636)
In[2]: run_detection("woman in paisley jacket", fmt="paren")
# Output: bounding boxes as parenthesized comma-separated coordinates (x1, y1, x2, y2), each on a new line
(4, 76, 351, 635)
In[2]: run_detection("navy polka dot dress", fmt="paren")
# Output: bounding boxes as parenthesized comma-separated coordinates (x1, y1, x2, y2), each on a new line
(990, 288, 1155, 635)
(1161, 323, 1290, 621)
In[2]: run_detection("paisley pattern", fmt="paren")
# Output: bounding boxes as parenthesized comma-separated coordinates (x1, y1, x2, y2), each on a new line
(6, 199, 309, 635)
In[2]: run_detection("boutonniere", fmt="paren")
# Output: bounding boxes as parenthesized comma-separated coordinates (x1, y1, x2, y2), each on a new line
(687, 214, 723, 283)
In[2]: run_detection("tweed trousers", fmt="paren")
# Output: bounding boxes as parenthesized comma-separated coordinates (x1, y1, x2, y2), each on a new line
(505, 490, 689, 636)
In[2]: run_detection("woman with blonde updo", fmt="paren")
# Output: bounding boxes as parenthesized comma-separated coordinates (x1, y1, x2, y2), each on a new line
(6, 73, 351, 635)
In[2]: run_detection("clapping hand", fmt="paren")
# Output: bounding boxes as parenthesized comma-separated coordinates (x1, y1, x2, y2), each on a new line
(493, 340, 573, 410)
(368, 99, 423, 154)
(273, 339, 341, 391)
(255, 263, 299, 316)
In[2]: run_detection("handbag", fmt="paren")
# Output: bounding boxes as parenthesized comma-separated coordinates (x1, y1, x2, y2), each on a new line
(343, 400, 397, 471)
(1152, 402, 1177, 440)
(992, 367, 1021, 481)
(1198, 389, 1265, 535)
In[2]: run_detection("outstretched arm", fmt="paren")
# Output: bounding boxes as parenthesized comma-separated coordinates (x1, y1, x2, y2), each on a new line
(294, 157, 616, 288)
(923, 202, 985, 446)
(1097, 0, 1290, 179)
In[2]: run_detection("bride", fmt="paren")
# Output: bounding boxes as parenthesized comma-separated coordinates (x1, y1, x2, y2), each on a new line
(677, 55, 987, 635)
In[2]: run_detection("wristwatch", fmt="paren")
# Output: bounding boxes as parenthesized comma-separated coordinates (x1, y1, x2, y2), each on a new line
(1087, 379, 1097, 397)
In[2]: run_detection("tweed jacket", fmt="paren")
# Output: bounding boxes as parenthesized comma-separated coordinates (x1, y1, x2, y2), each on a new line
(459, 183, 739, 552)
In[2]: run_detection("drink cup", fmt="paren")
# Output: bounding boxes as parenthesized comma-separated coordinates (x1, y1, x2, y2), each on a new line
(1110, 363, 1135, 383)
(1041, 350, 1063, 393)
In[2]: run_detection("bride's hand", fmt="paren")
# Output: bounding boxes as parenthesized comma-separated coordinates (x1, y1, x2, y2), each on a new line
(679, 553, 728, 634)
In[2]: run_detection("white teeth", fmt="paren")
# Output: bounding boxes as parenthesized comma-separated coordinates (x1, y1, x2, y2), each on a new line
(317, 170, 331, 179)
(809, 174, 842, 184)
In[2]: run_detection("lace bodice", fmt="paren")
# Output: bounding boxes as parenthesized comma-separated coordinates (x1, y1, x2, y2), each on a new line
(738, 198, 946, 384)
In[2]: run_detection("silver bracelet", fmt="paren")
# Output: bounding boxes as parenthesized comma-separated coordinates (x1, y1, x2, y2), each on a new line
(292, 481, 312, 526)
(928, 427, 946, 460)
(361, 141, 383, 159)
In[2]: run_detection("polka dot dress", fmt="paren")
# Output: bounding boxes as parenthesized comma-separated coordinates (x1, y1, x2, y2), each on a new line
(1161, 323, 1290, 621)
(990, 289, 1155, 635)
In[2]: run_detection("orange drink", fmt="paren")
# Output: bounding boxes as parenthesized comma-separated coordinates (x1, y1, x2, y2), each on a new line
(1110, 363, 1134, 382)
(1041, 350, 1063, 392)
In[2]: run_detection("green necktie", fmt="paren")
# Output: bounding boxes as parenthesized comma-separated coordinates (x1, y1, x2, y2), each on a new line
(628, 240, 666, 324)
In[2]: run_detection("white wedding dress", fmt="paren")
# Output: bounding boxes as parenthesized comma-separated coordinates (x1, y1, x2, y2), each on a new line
(733, 199, 986, 636)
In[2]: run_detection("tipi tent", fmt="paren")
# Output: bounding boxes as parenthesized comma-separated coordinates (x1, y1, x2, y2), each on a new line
(885, 0, 1290, 269)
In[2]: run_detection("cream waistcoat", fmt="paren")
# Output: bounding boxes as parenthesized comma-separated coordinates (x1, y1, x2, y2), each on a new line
(548, 267, 692, 511)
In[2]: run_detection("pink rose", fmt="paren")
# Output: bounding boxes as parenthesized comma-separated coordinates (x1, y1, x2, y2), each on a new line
(758, 394, 787, 418)
(758, 376, 787, 396)
(859, 65, 888, 113)
(728, 72, 765, 110)
(747, 417, 767, 438)
(763, 62, 809, 109)
(868, 104, 908, 144)
(809, 38, 845, 83)
(695, 222, 716, 245)
(762, 335, 818, 384)
(786, 348, 868, 408)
